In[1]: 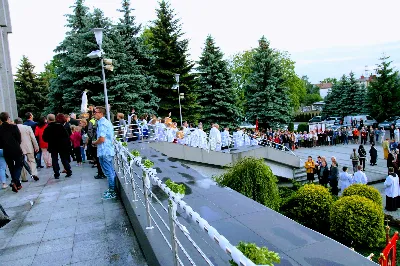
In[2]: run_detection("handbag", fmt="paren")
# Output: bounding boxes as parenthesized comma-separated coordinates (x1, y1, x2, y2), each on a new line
(0, 204, 10, 228)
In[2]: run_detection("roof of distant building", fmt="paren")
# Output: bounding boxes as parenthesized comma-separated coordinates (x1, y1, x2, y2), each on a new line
(315, 83, 333, 89)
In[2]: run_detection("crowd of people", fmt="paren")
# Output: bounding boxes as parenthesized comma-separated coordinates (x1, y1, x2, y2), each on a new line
(0, 106, 117, 200)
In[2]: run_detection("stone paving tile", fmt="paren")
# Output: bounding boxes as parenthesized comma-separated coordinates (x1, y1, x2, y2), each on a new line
(42, 225, 76, 241)
(7, 231, 44, 248)
(0, 161, 147, 266)
(0, 242, 40, 262)
(31, 248, 73, 266)
(36, 236, 74, 255)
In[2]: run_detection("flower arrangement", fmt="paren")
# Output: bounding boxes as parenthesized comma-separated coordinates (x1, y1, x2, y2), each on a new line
(229, 242, 280, 266)
(131, 150, 140, 157)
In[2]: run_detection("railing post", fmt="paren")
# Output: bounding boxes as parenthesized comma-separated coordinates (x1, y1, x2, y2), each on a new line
(168, 199, 179, 266)
(129, 161, 138, 202)
(142, 171, 153, 229)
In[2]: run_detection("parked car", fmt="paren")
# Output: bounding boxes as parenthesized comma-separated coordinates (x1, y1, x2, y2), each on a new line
(309, 116, 322, 123)
(378, 117, 400, 129)
(324, 116, 342, 125)
(343, 115, 378, 128)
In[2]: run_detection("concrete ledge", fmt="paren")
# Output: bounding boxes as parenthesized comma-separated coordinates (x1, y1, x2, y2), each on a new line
(148, 141, 300, 168)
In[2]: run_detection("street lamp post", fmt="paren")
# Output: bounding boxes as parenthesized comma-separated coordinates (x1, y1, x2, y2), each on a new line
(91, 28, 110, 121)
(175, 74, 183, 127)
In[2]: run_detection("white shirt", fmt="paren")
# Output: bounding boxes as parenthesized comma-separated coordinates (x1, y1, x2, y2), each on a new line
(384, 174, 400, 198)
(209, 127, 222, 151)
(339, 171, 353, 191)
(353, 170, 368, 184)
(221, 130, 230, 147)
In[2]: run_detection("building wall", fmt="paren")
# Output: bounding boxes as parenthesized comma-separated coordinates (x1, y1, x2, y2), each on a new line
(319, 88, 331, 99)
(0, 0, 17, 119)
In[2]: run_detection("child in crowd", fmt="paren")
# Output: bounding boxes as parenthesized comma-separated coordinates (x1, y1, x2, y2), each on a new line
(70, 125, 83, 166)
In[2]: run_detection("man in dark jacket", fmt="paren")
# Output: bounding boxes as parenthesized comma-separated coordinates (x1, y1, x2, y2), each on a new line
(0, 112, 23, 192)
(43, 114, 72, 179)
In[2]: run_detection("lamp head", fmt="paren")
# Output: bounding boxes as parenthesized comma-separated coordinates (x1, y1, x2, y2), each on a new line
(92, 28, 104, 47)
(87, 50, 102, 59)
(175, 73, 180, 83)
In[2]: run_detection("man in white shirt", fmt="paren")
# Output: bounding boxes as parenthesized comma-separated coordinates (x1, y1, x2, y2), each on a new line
(353, 165, 368, 184)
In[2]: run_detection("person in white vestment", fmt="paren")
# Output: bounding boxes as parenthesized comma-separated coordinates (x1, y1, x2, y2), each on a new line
(215, 124, 222, 151)
(190, 128, 200, 148)
(353, 165, 368, 184)
(157, 119, 167, 141)
(197, 125, 208, 149)
(209, 124, 221, 151)
(233, 128, 244, 148)
(384, 167, 400, 211)
(166, 123, 175, 143)
(339, 166, 353, 193)
(221, 128, 231, 150)
(244, 132, 251, 146)
(183, 121, 191, 146)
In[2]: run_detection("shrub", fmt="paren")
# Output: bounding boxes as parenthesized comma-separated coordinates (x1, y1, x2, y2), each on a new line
(165, 179, 186, 195)
(214, 157, 280, 210)
(280, 184, 333, 233)
(330, 195, 385, 248)
(288, 122, 294, 132)
(342, 184, 382, 206)
(230, 242, 280, 266)
(297, 123, 308, 133)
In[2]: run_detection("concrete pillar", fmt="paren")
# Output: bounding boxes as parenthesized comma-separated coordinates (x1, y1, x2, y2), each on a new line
(0, 0, 17, 119)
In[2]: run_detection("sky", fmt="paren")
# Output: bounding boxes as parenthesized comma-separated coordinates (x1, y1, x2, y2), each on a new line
(8, 0, 400, 83)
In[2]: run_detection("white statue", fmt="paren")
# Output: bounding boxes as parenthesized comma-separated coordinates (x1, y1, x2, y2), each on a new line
(81, 90, 88, 113)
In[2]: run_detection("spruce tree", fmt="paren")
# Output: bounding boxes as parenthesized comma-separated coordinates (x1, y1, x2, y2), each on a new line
(368, 56, 400, 121)
(14, 56, 47, 120)
(146, 0, 199, 122)
(356, 83, 370, 114)
(322, 81, 342, 116)
(245, 37, 291, 129)
(105, 0, 159, 115)
(47, 0, 105, 114)
(196, 35, 241, 128)
(343, 72, 359, 116)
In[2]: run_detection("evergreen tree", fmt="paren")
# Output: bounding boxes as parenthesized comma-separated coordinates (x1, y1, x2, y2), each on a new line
(47, 0, 106, 114)
(105, 0, 159, 115)
(245, 37, 291, 129)
(196, 35, 241, 128)
(146, 0, 199, 122)
(322, 80, 343, 116)
(343, 72, 359, 116)
(368, 56, 400, 121)
(357, 83, 370, 114)
(14, 56, 47, 120)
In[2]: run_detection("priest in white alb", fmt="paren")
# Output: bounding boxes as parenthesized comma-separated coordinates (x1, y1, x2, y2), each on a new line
(384, 167, 400, 211)
(221, 127, 231, 150)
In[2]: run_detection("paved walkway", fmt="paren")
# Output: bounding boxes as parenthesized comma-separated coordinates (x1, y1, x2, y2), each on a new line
(0, 161, 147, 266)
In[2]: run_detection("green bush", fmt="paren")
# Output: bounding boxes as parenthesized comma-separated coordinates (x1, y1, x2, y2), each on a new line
(280, 184, 333, 233)
(297, 123, 308, 133)
(214, 157, 280, 210)
(288, 122, 294, 131)
(230, 242, 280, 266)
(342, 184, 382, 206)
(330, 195, 385, 248)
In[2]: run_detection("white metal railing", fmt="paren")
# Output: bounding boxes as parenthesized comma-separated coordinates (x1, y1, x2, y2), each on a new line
(113, 140, 257, 266)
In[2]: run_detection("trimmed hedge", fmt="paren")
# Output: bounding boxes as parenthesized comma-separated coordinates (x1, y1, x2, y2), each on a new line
(297, 123, 308, 133)
(280, 184, 333, 233)
(342, 184, 382, 206)
(214, 157, 280, 210)
(330, 195, 385, 248)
